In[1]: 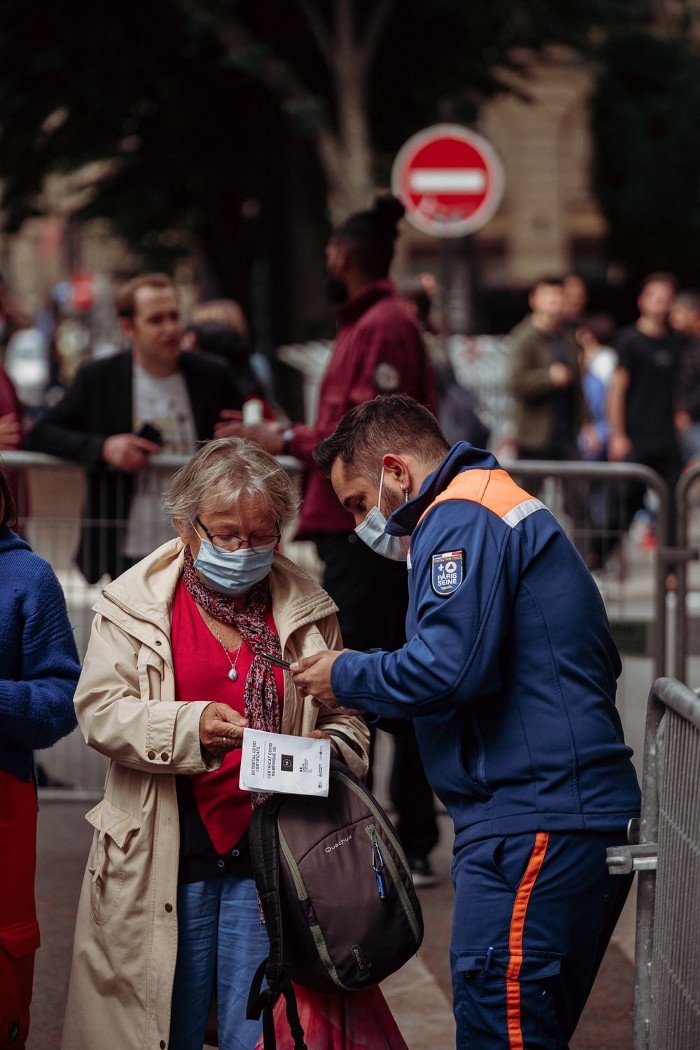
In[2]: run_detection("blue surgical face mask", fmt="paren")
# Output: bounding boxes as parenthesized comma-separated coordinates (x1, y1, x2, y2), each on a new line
(193, 538, 274, 596)
(354, 468, 410, 562)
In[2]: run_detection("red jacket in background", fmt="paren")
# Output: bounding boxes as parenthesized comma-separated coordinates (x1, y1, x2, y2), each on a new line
(289, 280, 437, 538)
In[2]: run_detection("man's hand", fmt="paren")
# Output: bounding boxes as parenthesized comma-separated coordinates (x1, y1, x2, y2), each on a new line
(676, 409, 692, 433)
(291, 651, 346, 708)
(608, 433, 632, 463)
(102, 433, 161, 472)
(578, 422, 603, 459)
(549, 362, 573, 388)
(214, 410, 285, 454)
(199, 702, 248, 755)
(0, 411, 21, 450)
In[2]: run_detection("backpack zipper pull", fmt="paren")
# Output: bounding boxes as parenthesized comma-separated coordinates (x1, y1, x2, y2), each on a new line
(372, 840, 387, 899)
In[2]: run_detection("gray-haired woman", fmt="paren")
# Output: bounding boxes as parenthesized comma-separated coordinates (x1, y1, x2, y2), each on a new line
(61, 438, 369, 1050)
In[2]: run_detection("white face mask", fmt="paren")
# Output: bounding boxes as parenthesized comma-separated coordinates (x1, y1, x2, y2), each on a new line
(354, 468, 410, 562)
(193, 536, 274, 596)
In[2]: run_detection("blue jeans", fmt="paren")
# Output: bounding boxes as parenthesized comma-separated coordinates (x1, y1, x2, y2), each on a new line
(169, 875, 269, 1050)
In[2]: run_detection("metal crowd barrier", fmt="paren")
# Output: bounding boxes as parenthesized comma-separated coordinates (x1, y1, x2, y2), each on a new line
(607, 677, 700, 1049)
(674, 462, 700, 685)
(0, 451, 677, 794)
(510, 459, 671, 675)
(2, 450, 309, 794)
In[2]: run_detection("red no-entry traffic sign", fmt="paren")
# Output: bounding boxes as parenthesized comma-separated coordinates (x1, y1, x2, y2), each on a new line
(392, 124, 505, 238)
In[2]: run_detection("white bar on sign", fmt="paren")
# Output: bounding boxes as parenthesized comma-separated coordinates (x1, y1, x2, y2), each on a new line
(409, 169, 486, 193)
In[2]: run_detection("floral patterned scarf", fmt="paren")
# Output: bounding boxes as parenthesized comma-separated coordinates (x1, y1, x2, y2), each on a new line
(181, 546, 282, 741)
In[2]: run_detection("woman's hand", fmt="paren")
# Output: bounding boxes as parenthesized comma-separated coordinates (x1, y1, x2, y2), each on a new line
(199, 703, 248, 755)
(304, 729, 339, 755)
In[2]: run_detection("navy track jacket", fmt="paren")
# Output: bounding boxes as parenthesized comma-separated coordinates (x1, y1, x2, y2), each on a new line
(331, 443, 641, 850)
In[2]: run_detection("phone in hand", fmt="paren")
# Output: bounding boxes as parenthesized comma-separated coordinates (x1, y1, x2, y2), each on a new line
(134, 422, 164, 445)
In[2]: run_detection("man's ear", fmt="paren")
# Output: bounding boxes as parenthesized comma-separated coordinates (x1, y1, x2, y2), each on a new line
(381, 453, 410, 488)
(332, 241, 351, 274)
(119, 316, 134, 341)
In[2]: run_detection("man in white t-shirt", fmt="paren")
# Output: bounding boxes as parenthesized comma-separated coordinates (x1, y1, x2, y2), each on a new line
(26, 273, 241, 581)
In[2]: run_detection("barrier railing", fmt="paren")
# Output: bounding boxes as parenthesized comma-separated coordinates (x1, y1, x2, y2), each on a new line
(1, 450, 308, 793)
(510, 459, 671, 674)
(607, 677, 700, 1049)
(674, 462, 700, 683)
(0, 451, 676, 792)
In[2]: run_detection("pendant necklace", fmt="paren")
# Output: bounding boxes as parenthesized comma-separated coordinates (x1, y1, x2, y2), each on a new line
(206, 614, 243, 682)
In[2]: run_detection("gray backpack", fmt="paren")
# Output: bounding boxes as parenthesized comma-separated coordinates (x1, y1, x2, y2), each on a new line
(246, 759, 424, 1049)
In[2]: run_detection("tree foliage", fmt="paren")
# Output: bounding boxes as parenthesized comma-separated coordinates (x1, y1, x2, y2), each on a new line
(591, 29, 700, 281)
(0, 0, 642, 306)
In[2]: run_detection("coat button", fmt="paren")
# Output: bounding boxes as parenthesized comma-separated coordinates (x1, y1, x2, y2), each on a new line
(231, 849, 239, 858)
(147, 750, 156, 760)
(160, 1041, 166, 1048)
(155, 640, 162, 646)
(161, 752, 169, 762)
(217, 859, 225, 869)
(165, 903, 173, 913)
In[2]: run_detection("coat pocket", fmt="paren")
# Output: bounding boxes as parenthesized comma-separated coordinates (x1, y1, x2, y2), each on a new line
(86, 799, 141, 927)
(0, 917, 41, 959)
(0, 918, 40, 1045)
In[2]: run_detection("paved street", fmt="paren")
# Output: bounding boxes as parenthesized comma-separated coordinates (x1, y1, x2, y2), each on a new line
(28, 788, 636, 1050)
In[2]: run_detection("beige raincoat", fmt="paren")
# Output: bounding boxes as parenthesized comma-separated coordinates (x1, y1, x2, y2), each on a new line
(61, 540, 369, 1050)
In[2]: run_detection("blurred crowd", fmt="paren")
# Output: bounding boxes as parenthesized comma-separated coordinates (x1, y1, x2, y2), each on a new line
(1, 265, 698, 583)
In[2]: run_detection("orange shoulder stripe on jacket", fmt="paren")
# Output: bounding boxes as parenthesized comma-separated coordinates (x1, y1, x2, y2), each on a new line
(418, 469, 545, 527)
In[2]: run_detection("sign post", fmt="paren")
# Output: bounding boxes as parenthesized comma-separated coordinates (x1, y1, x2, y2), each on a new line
(391, 124, 505, 331)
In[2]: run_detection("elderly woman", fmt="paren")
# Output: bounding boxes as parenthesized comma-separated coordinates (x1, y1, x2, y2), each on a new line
(61, 438, 369, 1050)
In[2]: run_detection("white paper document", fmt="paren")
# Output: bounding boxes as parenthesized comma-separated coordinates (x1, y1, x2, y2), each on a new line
(239, 729, 331, 796)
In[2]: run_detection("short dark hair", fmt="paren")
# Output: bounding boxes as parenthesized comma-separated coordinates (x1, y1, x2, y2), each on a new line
(0, 467, 16, 528)
(639, 271, 678, 295)
(115, 273, 177, 319)
(673, 289, 700, 313)
(329, 194, 405, 280)
(313, 395, 449, 482)
(531, 275, 564, 293)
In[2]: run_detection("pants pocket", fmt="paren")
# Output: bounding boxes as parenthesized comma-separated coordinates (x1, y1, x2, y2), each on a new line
(453, 948, 563, 1049)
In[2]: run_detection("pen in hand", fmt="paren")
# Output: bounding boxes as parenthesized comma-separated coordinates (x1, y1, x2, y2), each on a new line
(257, 651, 291, 670)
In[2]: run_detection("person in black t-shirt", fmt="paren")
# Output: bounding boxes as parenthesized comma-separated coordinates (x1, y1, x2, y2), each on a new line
(670, 289, 700, 463)
(607, 272, 684, 581)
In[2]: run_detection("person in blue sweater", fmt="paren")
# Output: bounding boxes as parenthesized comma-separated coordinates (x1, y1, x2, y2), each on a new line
(0, 468, 80, 1049)
(290, 394, 641, 1050)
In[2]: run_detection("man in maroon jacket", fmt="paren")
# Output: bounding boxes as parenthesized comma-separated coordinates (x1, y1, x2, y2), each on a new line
(219, 194, 441, 883)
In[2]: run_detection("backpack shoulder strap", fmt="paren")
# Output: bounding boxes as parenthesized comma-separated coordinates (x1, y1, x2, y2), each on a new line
(249, 796, 285, 987)
(248, 797, 308, 1049)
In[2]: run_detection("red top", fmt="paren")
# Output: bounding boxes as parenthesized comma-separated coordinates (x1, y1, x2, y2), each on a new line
(287, 280, 437, 538)
(172, 580, 284, 853)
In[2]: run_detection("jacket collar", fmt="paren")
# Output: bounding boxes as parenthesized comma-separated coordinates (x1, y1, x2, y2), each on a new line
(0, 524, 32, 555)
(334, 279, 396, 328)
(386, 441, 502, 536)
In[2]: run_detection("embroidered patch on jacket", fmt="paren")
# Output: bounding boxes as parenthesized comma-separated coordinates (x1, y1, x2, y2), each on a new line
(373, 362, 401, 392)
(431, 549, 465, 596)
